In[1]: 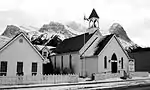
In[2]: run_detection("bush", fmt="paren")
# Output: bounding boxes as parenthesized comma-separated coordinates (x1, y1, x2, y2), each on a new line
(62, 68, 73, 74)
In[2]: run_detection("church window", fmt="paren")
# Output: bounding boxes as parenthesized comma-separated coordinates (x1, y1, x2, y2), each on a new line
(61, 56, 63, 69)
(111, 53, 117, 60)
(69, 55, 72, 69)
(54, 56, 56, 69)
(121, 57, 123, 69)
(104, 56, 107, 69)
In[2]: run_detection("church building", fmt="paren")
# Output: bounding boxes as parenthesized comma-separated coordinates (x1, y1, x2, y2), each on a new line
(50, 9, 135, 77)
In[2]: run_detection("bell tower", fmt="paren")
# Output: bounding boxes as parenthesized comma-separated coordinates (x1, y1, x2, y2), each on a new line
(88, 8, 99, 29)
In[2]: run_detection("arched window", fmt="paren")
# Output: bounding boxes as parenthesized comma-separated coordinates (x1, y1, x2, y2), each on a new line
(54, 56, 56, 69)
(121, 57, 123, 69)
(69, 55, 72, 69)
(104, 56, 107, 69)
(111, 53, 117, 60)
(61, 56, 63, 69)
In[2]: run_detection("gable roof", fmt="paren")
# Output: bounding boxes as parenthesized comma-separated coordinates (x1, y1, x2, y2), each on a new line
(0, 32, 45, 60)
(89, 8, 99, 19)
(94, 34, 131, 59)
(94, 34, 114, 55)
(54, 33, 94, 54)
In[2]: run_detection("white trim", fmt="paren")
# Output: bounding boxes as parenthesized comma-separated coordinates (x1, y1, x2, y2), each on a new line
(97, 35, 114, 57)
(79, 29, 99, 55)
(113, 35, 131, 59)
(98, 34, 130, 59)
(53, 51, 79, 56)
(0, 33, 45, 61)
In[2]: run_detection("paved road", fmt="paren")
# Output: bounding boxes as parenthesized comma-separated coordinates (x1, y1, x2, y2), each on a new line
(102, 84, 150, 90)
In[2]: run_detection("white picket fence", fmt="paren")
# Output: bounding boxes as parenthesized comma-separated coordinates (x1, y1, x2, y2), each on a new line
(0, 74, 79, 85)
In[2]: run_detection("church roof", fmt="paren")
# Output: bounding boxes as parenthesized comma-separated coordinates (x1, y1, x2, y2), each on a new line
(54, 30, 114, 55)
(89, 8, 99, 19)
(94, 34, 114, 55)
(54, 33, 94, 54)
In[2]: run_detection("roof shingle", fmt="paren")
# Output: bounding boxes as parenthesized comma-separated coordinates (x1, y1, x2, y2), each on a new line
(94, 34, 114, 55)
(54, 33, 94, 54)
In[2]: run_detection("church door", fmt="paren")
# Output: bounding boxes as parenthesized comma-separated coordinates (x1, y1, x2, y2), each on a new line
(111, 53, 118, 73)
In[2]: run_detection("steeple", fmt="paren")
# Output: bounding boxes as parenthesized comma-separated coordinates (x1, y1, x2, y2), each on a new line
(88, 8, 99, 29)
(88, 8, 99, 19)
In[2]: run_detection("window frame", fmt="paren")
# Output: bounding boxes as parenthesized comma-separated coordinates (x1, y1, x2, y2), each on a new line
(16, 62, 23, 76)
(0, 61, 7, 76)
(69, 55, 72, 69)
(121, 57, 123, 69)
(104, 56, 107, 69)
(32, 62, 38, 76)
(61, 56, 63, 70)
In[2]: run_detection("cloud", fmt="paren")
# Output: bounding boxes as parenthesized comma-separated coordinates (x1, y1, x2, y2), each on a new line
(0, 0, 22, 11)
(0, 9, 40, 33)
(0, 0, 150, 46)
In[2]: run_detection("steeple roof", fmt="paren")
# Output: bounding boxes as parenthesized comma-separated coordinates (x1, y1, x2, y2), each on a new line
(89, 8, 99, 19)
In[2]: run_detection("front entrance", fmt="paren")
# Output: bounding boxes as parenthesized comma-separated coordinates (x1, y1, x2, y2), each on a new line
(111, 61, 117, 73)
(111, 53, 118, 73)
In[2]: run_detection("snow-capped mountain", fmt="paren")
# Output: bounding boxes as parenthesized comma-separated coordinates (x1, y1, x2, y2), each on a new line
(1, 25, 21, 38)
(39, 21, 83, 40)
(0, 21, 140, 50)
(109, 23, 139, 50)
(0, 22, 83, 44)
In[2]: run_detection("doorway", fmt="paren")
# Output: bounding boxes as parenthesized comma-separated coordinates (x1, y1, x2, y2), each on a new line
(111, 53, 118, 73)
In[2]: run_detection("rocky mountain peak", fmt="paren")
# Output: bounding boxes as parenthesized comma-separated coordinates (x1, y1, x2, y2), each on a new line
(1, 25, 21, 38)
(109, 23, 131, 42)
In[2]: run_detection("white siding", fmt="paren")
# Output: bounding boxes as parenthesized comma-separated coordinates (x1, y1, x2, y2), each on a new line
(84, 57, 98, 77)
(98, 36, 129, 73)
(0, 36, 43, 76)
(51, 52, 81, 75)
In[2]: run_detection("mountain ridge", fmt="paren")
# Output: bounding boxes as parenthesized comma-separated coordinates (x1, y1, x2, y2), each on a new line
(0, 21, 140, 50)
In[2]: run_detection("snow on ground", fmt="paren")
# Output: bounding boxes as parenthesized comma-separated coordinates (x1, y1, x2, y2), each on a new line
(1, 75, 150, 90)
(2, 76, 150, 90)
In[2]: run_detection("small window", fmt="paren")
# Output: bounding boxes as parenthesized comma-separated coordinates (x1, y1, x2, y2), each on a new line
(32, 62, 37, 76)
(104, 56, 107, 69)
(121, 57, 123, 69)
(0, 61, 7, 76)
(19, 38, 23, 43)
(43, 52, 47, 57)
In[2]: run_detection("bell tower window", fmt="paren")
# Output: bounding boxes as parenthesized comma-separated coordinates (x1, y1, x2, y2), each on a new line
(88, 8, 99, 29)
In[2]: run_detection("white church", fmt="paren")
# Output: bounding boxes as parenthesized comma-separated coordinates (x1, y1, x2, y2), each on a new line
(51, 9, 135, 77)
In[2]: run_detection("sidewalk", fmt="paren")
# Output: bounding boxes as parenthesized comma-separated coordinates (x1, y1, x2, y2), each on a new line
(1, 76, 150, 89)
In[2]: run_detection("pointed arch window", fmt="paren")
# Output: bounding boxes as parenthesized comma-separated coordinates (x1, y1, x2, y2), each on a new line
(121, 57, 123, 69)
(111, 53, 117, 60)
(61, 56, 63, 69)
(104, 56, 107, 69)
(69, 55, 72, 69)
(54, 56, 56, 69)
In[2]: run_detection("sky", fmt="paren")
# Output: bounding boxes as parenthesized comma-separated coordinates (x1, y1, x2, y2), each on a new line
(0, 0, 150, 47)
